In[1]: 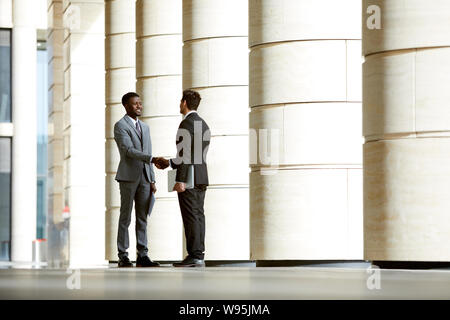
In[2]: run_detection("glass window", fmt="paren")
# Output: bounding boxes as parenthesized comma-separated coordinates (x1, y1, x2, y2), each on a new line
(37, 179, 46, 239)
(0, 138, 11, 261)
(0, 29, 11, 122)
(37, 43, 48, 240)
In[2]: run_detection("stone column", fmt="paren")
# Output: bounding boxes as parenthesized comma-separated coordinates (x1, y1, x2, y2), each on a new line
(363, 0, 450, 261)
(183, 0, 249, 260)
(62, 0, 106, 266)
(47, 0, 67, 267)
(136, 0, 183, 260)
(105, 0, 137, 261)
(249, 0, 363, 261)
(11, 0, 37, 262)
(47, 0, 65, 241)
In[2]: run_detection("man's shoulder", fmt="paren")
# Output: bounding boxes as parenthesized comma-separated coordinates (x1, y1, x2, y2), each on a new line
(179, 116, 191, 127)
(178, 113, 208, 131)
(184, 112, 208, 124)
(194, 113, 209, 129)
(115, 116, 127, 126)
(114, 117, 130, 134)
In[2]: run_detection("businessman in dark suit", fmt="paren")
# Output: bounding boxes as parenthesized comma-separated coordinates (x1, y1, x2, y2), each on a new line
(113, 92, 160, 268)
(154, 89, 210, 267)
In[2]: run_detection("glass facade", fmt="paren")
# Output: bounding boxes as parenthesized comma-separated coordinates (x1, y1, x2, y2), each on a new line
(0, 29, 11, 260)
(0, 29, 11, 122)
(37, 43, 48, 240)
(0, 138, 11, 261)
(0, 34, 49, 259)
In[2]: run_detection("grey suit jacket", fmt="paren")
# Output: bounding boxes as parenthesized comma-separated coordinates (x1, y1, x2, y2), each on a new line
(114, 115, 156, 183)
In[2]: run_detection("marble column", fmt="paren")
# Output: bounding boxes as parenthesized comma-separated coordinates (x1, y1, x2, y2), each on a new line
(363, 0, 450, 261)
(136, 0, 183, 260)
(105, 0, 137, 261)
(47, 0, 65, 235)
(249, 0, 363, 260)
(11, 0, 37, 262)
(183, 0, 249, 260)
(47, 0, 66, 267)
(62, 0, 106, 266)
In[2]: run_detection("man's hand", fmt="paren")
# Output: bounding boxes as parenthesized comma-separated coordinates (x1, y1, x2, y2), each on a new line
(152, 157, 170, 169)
(150, 182, 157, 194)
(173, 182, 186, 193)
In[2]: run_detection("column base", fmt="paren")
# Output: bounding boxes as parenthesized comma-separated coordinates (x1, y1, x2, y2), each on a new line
(255, 260, 370, 268)
(372, 261, 450, 270)
(109, 260, 257, 267)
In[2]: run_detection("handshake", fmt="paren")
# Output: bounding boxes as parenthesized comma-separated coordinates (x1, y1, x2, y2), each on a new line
(152, 157, 170, 170)
(152, 157, 185, 192)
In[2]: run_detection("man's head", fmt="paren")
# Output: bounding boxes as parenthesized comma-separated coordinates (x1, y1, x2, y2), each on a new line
(180, 89, 201, 115)
(121, 92, 142, 119)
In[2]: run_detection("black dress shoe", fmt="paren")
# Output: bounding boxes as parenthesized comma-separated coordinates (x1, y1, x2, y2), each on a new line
(118, 256, 133, 268)
(136, 255, 160, 267)
(173, 256, 205, 268)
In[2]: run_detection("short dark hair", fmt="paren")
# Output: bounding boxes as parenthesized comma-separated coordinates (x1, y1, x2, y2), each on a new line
(121, 92, 139, 107)
(182, 89, 201, 110)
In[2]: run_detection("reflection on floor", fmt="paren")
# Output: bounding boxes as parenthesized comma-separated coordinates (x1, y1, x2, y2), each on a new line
(1, 262, 450, 299)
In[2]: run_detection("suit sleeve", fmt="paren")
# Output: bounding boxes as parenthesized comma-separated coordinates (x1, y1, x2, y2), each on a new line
(114, 123, 152, 163)
(150, 160, 156, 183)
(146, 124, 156, 183)
(169, 158, 179, 169)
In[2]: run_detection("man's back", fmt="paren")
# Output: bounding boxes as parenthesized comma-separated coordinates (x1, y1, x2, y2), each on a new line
(175, 112, 210, 186)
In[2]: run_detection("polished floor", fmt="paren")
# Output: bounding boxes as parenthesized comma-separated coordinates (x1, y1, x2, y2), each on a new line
(1, 262, 450, 299)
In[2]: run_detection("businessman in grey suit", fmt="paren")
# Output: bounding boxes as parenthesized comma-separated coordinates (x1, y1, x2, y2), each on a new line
(113, 92, 160, 268)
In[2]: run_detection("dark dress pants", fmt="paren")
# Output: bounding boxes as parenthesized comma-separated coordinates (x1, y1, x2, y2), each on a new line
(117, 170, 155, 260)
(177, 186, 206, 260)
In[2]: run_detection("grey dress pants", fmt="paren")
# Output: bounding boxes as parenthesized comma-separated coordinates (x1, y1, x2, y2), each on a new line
(117, 170, 155, 260)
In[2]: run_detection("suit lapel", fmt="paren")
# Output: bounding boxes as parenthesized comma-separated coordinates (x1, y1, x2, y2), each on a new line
(123, 115, 141, 139)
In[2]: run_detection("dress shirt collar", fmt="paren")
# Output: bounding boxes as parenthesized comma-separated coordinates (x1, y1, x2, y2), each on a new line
(127, 115, 139, 127)
(183, 110, 197, 120)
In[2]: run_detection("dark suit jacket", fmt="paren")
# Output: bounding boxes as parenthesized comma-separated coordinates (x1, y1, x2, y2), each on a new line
(171, 112, 210, 186)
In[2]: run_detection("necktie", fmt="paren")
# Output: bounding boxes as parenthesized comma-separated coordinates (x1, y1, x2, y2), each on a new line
(136, 121, 142, 139)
